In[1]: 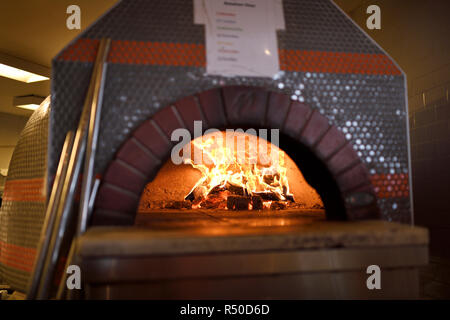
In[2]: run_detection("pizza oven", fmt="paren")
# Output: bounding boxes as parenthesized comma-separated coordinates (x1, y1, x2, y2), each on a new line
(51, 0, 411, 225)
(0, 0, 428, 300)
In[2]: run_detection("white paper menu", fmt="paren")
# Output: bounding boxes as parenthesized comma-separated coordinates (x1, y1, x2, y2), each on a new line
(194, 0, 285, 78)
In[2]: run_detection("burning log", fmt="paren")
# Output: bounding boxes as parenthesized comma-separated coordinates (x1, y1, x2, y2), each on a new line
(182, 131, 296, 210)
(285, 194, 295, 202)
(226, 183, 245, 196)
(227, 195, 250, 210)
(185, 185, 208, 201)
(251, 195, 263, 210)
(203, 199, 227, 209)
(270, 201, 286, 210)
(252, 191, 294, 202)
(185, 181, 245, 203)
(185, 180, 294, 210)
(253, 191, 281, 201)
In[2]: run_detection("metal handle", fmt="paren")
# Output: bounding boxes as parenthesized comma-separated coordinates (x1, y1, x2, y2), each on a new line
(34, 38, 111, 299)
(26, 131, 74, 299)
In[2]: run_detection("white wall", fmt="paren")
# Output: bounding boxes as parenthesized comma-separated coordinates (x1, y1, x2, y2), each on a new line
(336, 0, 450, 258)
(0, 112, 29, 176)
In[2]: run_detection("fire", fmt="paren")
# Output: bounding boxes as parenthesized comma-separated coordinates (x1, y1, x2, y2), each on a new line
(184, 131, 294, 210)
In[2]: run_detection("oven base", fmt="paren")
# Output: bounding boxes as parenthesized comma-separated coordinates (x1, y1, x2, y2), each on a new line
(82, 248, 425, 299)
(72, 215, 428, 299)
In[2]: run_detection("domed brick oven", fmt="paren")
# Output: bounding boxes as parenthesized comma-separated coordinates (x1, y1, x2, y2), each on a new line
(0, 0, 428, 299)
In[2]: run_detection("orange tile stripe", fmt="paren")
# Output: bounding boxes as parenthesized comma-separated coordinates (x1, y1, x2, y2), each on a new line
(110, 40, 206, 67)
(0, 241, 36, 273)
(59, 38, 205, 66)
(57, 38, 401, 75)
(279, 50, 401, 75)
(370, 173, 410, 199)
(2, 178, 45, 202)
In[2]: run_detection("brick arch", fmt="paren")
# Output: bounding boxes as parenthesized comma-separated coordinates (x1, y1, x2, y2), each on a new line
(93, 86, 379, 225)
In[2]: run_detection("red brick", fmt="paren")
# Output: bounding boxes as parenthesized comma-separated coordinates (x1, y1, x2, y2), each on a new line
(133, 120, 172, 160)
(315, 125, 347, 160)
(222, 86, 268, 127)
(266, 92, 291, 128)
(152, 105, 185, 138)
(197, 88, 227, 128)
(103, 160, 148, 194)
(95, 183, 139, 213)
(116, 138, 161, 177)
(300, 110, 330, 147)
(174, 95, 205, 134)
(283, 101, 311, 138)
(336, 163, 371, 193)
(326, 142, 360, 175)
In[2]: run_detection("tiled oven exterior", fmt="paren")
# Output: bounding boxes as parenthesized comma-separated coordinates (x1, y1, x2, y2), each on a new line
(94, 86, 380, 224)
(49, 0, 411, 223)
(0, 0, 414, 294)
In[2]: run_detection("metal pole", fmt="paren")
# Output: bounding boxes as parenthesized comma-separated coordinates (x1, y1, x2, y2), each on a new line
(55, 177, 100, 300)
(56, 34, 110, 297)
(56, 33, 110, 297)
(78, 38, 110, 235)
(88, 178, 101, 215)
(26, 131, 74, 299)
(36, 38, 111, 299)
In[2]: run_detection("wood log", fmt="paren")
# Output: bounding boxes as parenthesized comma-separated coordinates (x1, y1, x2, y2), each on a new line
(185, 181, 244, 202)
(251, 195, 263, 210)
(253, 191, 281, 201)
(185, 190, 195, 201)
(226, 182, 245, 196)
(185, 185, 208, 201)
(270, 201, 286, 210)
(202, 198, 227, 209)
(227, 195, 250, 210)
(285, 194, 295, 202)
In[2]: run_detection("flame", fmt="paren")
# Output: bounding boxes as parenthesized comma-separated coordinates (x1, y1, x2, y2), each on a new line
(184, 131, 293, 209)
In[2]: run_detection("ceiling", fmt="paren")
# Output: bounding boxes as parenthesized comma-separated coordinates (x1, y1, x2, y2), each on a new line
(0, 0, 362, 117)
(0, 0, 118, 116)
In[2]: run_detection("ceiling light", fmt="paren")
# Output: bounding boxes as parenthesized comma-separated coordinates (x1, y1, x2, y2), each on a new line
(0, 64, 49, 83)
(0, 52, 50, 83)
(13, 95, 45, 111)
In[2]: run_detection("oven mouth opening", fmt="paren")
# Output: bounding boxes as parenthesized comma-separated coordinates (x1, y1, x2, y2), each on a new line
(137, 129, 346, 225)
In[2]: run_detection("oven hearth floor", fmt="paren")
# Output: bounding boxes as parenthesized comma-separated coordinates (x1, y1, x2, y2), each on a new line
(79, 212, 426, 256)
(135, 208, 326, 230)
